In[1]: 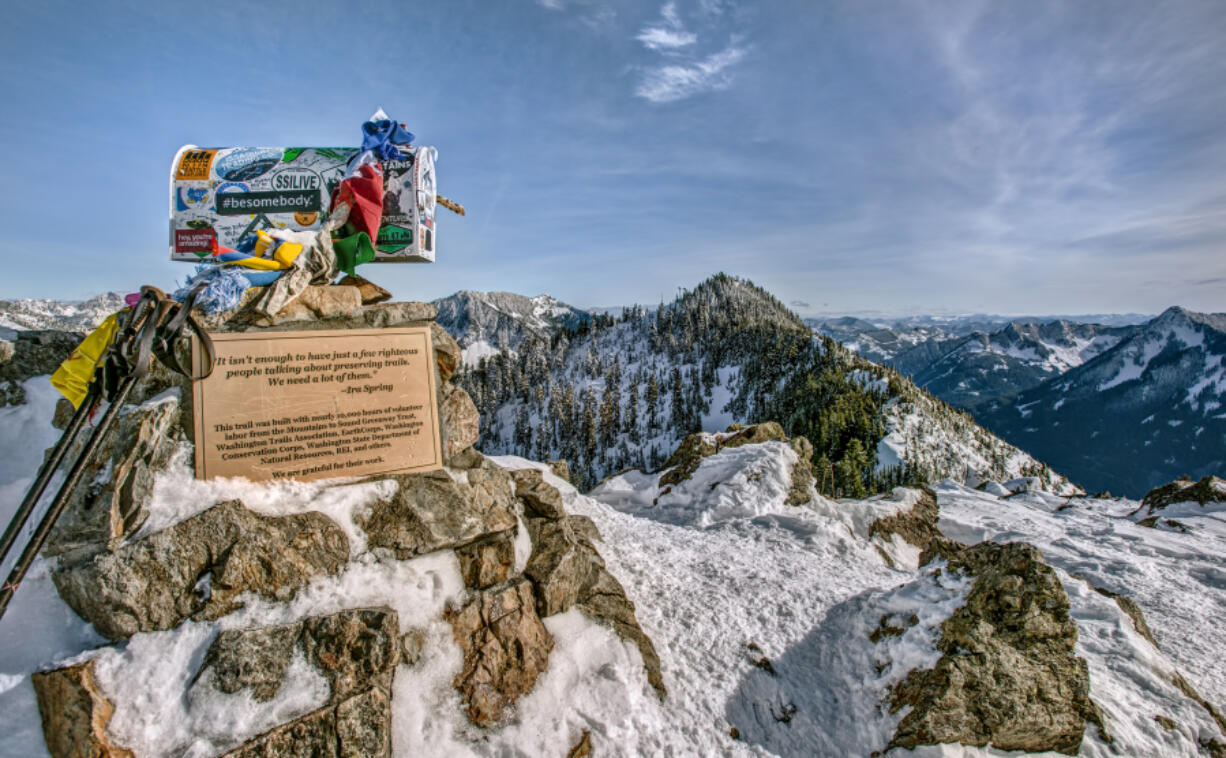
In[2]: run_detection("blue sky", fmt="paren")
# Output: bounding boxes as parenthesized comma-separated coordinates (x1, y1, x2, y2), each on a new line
(0, 0, 1223, 316)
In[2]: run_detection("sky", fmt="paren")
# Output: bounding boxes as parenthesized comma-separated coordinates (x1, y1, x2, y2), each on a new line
(0, 0, 1223, 316)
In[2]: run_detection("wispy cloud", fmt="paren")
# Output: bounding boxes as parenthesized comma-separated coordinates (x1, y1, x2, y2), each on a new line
(635, 43, 747, 102)
(636, 2, 697, 50)
(632, 2, 748, 102)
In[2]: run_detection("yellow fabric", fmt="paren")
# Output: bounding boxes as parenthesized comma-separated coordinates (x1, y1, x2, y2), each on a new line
(254, 230, 276, 257)
(50, 310, 124, 409)
(272, 241, 303, 266)
(227, 255, 286, 271)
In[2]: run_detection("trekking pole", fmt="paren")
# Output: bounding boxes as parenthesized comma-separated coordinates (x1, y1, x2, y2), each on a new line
(0, 371, 142, 619)
(0, 383, 99, 570)
(0, 288, 159, 577)
(0, 283, 212, 622)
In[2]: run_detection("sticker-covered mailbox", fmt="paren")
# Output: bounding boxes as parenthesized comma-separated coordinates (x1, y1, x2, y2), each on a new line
(169, 144, 438, 263)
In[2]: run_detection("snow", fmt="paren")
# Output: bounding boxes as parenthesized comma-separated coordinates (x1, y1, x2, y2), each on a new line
(460, 339, 501, 367)
(699, 365, 739, 432)
(0, 377, 65, 532)
(0, 386, 1223, 755)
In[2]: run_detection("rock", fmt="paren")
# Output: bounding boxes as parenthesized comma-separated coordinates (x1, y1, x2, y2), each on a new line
(524, 515, 664, 696)
(887, 541, 1103, 755)
(362, 301, 437, 328)
(202, 622, 303, 701)
(53, 500, 349, 640)
(658, 433, 719, 487)
(786, 435, 815, 505)
(868, 487, 942, 554)
(268, 285, 364, 325)
(455, 530, 516, 589)
(548, 459, 572, 484)
(430, 322, 461, 383)
(1140, 475, 1226, 514)
(567, 730, 593, 758)
(447, 578, 553, 727)
(659, 422, 805, 491)
(44, 392, 184, 561)
(51, 396, 75, 429)
(192, 609, 398, 757)
(358, 464, 517, 560)
(301, 609, 401, 701)
(32, 660, 134, 758)
(524, 517, 603, 616)
(721, 421, 788, 449)
(219, 686, 392, 758)
(447, 446, 484, 470)
(0, 329, 83, 407)
(335, 275, 392, 305)
(0, 338, 12, 363)
(439, 384, 480, 463)
(401, 629, 426, 665)
(513, 468, 566, 519)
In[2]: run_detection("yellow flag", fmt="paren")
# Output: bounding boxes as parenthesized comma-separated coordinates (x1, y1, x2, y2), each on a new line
(50, 310, 124, 409)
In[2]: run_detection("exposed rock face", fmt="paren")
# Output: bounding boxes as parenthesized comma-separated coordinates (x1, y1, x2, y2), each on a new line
(525, 513, 665, 696)
(448, 578, 554, 728)
(44, 393, 184, 561)
(194, 608, 400, 758)
(358, 464, 517, 559)
(440, 384, 480, 463)
(887, 541, 1103, 755)
(0, 329, 82, 407)
(31, 661, 134, 758)
(513, 468, 566, 519)
(868, 487, 942, 554)
(548, 459, 572, 484)
(53, 500, 349, 640)
(455, 530, 516, 589)
(1139, 475, 1226, 513)
(659, 422, 815, 504)
(336, 275, 393, 305)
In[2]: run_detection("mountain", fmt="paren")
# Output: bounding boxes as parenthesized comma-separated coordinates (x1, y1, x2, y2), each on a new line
(0, 292, 127, 332)
(431, 290, 591, 366)
(447, 274, 1073, 493)
(978, 307, 1226, 496)
(1, 289, 1222, 757)
(905, 320, 1133, 411)
(807, 316, 961, 365)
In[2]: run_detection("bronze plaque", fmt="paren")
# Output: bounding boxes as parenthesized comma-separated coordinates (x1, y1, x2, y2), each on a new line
(192, 327, 442, 482)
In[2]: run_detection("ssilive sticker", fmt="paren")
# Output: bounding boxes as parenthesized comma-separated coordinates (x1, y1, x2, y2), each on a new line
(176, 149, 218, 181)
(213, 148, 285, 182)
(269, 168, 322, 192)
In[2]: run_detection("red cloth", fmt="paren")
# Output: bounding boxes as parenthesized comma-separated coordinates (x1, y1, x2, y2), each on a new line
(331, 162, 384, 239)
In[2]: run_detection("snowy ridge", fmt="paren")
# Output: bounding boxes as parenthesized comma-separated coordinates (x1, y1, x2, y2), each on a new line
(431, 290, 590, 366)
(0, 292, 127, 332)
(0, 403, 1223, 754)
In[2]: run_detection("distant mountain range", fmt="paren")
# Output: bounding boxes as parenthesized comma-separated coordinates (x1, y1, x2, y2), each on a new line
(977, 307, 1226, 496)
(813, 308, 1225, 496)
(4, 286, 1217, 498)
(0, 292, 126, 334)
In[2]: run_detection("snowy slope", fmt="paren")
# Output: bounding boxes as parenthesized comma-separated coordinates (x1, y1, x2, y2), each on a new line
(0, 292, 126, 332)
(979, 307, 1226, 496)
(908, 321, 1132, 411)
(431, 290, 590, 366)
(0, 396, 1222, 755)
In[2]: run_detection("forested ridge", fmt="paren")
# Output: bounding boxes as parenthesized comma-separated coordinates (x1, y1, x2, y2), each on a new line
(456, 274, 1066, 493)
